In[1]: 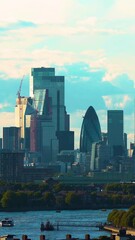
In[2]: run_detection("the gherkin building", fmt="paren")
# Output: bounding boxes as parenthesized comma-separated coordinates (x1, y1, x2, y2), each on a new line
(80, 106, 102, 153)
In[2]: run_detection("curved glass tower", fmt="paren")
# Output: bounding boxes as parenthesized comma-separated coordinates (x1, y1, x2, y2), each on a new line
(80, 106, 102, 153)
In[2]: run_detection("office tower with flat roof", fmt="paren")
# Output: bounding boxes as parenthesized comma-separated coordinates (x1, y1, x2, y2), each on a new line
(30, 67, 71, 166)
(3, 127, 21, 151)
(56, 131, 74, 152)
(0, 138, 2, 149)
(107, 110, 124, 157)
(0, 150, 24, 182)
(90, 142, 110, 171)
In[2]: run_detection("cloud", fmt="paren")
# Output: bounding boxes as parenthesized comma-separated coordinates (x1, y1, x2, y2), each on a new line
(70, 109, 86, 149)
(0, 77, 29, 111)
(97, 109, 107, 133)
(128, 133, 134, 145)
(107, 0, 135, 20)
(0, 112, 15, 138)
(103, 95, 131, 109)
(0, 0, 135, 149)
(0, 0, 72, 24)
(0, 103, 11, 110)
(78, 17, 98, 26)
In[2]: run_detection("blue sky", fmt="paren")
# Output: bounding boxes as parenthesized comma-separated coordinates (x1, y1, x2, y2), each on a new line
(0, 0, 135, 148)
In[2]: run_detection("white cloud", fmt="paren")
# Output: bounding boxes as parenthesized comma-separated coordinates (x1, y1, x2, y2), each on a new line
(78, 17, 98, 27)
(70, 109, 86, 149)
(0, 0, 72, 24)
(0, 103, 10, 110)
(107, 0, 135, 20)
(97, 110, 107, 133)
(70, 127, 80, 149)
(0, 112, 15, 137)
(128, 133, 134, 144)
(103, 95, 131, 109)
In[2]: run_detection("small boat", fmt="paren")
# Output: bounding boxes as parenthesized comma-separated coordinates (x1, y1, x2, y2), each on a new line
(40, 220, 54, 231)
(56, 210, 61, 213)
(0, 218, 14, 227)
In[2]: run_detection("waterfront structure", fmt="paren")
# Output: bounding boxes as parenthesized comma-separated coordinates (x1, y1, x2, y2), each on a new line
(30, 67, 71, 166)
(0, 150, 24, 182)
(107, 110, 124, 157)
(3, 127, 21, 151)
(80, 106, 102, 153)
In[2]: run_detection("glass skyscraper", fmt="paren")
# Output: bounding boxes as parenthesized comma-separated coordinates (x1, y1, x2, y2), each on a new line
(107, 110, 124, 157)
(30, 67, 70, 165)
(80, 106, 102, 153)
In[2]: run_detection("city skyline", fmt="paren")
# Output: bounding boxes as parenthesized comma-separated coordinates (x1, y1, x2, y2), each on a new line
(0, 0, 135, 148)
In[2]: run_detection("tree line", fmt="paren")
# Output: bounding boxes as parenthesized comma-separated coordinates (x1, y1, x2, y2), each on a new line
(107, 205, 135, 228)
(0, 181, 135, 211)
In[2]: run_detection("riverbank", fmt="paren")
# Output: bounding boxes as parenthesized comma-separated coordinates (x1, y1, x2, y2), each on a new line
(104, 225, 135, 236)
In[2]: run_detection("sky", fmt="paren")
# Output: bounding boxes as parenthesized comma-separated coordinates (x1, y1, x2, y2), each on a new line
(0, 0, 135, 148)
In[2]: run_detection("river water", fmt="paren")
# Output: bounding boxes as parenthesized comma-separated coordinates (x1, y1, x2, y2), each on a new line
(0, 210, 112, 240)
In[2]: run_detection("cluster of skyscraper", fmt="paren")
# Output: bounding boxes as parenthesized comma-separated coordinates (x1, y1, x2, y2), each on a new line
(2, 67, 74, 168)
(0, 66, 134, 183)
(79, 106, 129, 174)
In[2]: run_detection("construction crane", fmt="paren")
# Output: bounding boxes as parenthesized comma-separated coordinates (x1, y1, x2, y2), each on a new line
(17, 75, 24, 104)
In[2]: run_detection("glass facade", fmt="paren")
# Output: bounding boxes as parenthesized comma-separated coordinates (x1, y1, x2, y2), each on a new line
(80, 106, 102, 153)
(30, 67, 70, 165)
(33, 89, 46, 115)
(107, 110, 124, 157)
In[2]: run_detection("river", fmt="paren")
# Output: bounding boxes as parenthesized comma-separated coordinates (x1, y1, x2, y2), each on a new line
(0, 209, 112, 240)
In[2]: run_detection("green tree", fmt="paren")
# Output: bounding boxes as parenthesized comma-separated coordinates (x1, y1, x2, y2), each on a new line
(53, 183, 63, 193)
(113, 210, 126, 227)
(107, 209, 119, 223)
(42, 192, 56, 208)
(1, 191, 17, 209)
(65, 192, 82, 209)
(56, 196, 65, 209)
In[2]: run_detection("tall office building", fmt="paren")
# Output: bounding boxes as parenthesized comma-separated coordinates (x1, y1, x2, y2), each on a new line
(0, 150, 24, 182)
(3, 127, 21, 151)
(0, 138, 2, 149)
(30, 67, 70, 165)
(15, 96, 32, 149)
(107, 110, 124, 157)
(56, 131, 74, 152)
(90, 142, 110, 171)
(80, 106, 102, 153)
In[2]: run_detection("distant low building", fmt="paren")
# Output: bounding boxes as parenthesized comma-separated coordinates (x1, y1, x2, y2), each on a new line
(0, 150, 24, 182)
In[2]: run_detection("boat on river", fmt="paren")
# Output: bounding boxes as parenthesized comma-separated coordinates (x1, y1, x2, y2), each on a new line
(0, 218, 14, 227)
(40, 220, 54, 231)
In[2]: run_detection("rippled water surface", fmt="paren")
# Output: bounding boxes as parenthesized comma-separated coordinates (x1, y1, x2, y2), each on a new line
(0, 210, 112, 239)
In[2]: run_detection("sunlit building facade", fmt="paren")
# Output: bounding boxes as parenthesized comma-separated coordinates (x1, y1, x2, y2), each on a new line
(90, 142, 110, 171)
(15, 96, 32, 149)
